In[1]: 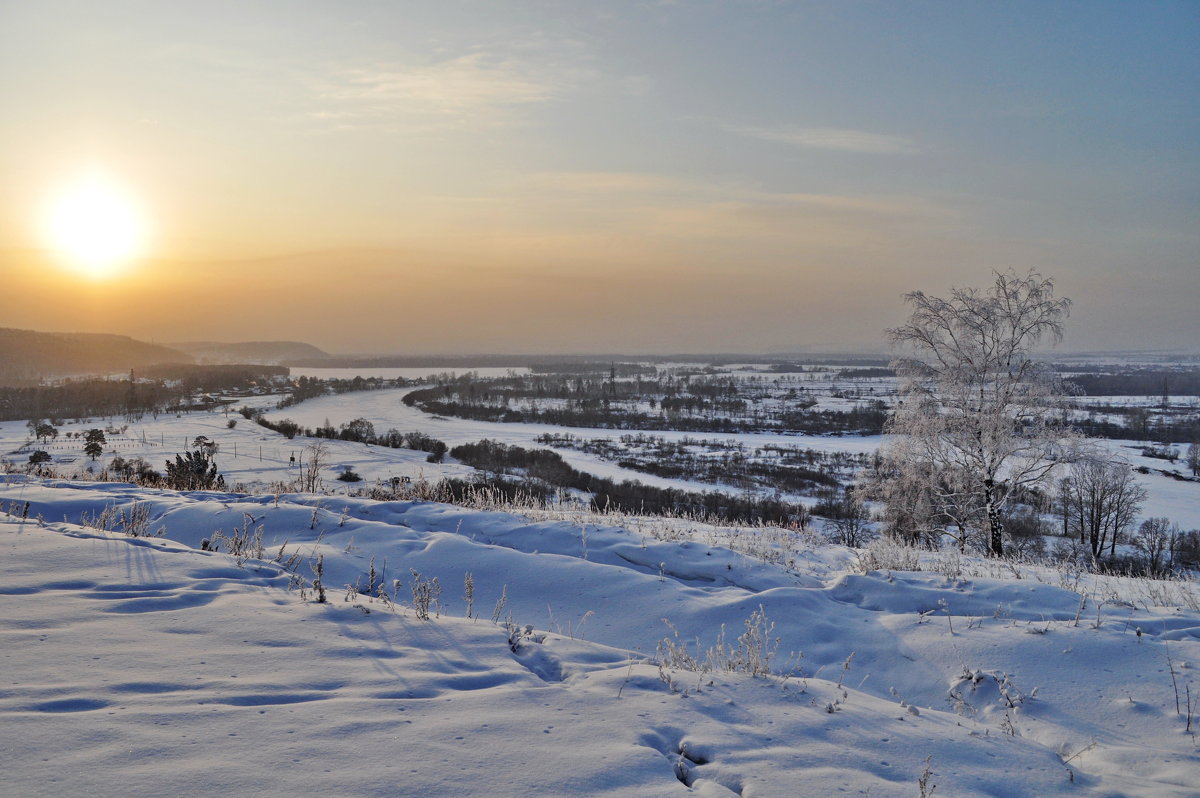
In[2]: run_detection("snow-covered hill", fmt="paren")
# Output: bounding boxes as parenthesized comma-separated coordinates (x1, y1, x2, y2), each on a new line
(3, 477, 1197, 796)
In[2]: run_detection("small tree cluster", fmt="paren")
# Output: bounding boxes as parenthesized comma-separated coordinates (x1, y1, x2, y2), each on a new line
(1131, 518, 1200, 574)
(1058, 457, 1146, 559)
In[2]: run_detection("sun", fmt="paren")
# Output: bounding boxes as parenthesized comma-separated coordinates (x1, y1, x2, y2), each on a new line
(43, 174, 146, 278)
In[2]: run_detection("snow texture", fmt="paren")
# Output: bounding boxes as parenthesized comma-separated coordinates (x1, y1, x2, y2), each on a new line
(3, 475, 1199, 797)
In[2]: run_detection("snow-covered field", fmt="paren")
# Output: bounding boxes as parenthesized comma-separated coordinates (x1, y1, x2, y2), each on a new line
(3, 370, 1198, 794)
(3, 477, 1199, 796)
(3, 378, 1194, 528)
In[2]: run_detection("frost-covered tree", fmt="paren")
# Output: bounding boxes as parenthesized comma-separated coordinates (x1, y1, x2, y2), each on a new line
(862, 445, 983, 550)
(883, 270, 1074, 556)
(1187, 442, 1200, 478)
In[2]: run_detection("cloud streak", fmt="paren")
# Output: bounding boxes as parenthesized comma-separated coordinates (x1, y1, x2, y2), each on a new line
(313, 52, 563, 127)
(730, 124, 917, 154)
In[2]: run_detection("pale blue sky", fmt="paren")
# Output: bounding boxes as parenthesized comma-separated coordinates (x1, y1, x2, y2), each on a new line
(1, 1, 1196, 353)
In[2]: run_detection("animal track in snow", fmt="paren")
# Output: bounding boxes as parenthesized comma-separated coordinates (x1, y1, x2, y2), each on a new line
(638, 728, 743, 797)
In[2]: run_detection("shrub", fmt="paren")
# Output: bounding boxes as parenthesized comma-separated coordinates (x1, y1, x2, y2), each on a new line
(1002, 508, 1048, 558)
(164, 450, 222, 491)
(856, 538, 922, 573)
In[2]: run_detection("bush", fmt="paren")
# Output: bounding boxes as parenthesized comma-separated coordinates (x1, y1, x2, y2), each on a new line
(111, 456, 160, 485)
(1002, 508, 1048, 558)
(856, 539, 922, 572)
(336, 468, 362, 482)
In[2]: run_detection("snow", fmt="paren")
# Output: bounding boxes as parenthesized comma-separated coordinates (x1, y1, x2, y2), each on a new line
(3, 476, 1199, 796)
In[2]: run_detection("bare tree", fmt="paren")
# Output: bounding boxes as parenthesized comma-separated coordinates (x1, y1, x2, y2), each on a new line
(1058, 457, 1146, 559)
(1132, 517, 1178, 574)
(821, 487, 873, 547)
(298, 440, 330, 493)
(884, 269, 1074, 556)
(1187, 442, 1200, 478)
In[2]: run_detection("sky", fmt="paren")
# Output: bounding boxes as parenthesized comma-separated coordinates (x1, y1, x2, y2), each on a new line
(1, 0, 1197, 355)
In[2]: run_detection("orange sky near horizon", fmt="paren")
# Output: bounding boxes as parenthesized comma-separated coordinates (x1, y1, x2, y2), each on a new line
(2, 2, 1196, 355)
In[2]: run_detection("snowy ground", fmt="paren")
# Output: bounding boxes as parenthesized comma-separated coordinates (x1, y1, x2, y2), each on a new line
(3, 477, 1199, 796)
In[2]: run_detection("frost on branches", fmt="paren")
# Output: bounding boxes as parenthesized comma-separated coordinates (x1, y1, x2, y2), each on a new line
(872, 269, 1075, 557)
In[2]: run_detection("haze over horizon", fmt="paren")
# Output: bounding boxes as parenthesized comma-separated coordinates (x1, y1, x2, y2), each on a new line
(2, 1, 1197, 355)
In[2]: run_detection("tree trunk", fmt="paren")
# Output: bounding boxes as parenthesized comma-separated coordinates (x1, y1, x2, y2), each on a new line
(984, 481, 1004, 557)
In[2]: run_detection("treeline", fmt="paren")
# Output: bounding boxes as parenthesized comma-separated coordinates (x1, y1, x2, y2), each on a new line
(277, 374, 417, 408)
(836, 367, 895, 378)
(0, 379, 169, 422)
(450, 439, 804, 524)
(406, 393, 884, 435)
(140, 364, 289, 393)
(245, 408, 448, 461)
(1071, 407, 1200, 443)
(0, 366, 290, 423)
(528, 362, 658, 376)
(1064, 368, 1200, 397)
(534, 432, 864, 495)
(402, 372, 888, 435)
(278, 376, 328, 407)
(769, 359, 890, 371)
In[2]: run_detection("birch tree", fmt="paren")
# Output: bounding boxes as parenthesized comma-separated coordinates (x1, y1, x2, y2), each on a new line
(883, 270, 1074, 556)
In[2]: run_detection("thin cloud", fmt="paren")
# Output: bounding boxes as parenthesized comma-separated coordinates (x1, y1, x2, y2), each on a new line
(524, 171, 702, 193)
(313, 53, 562, 127)
(731, 124, 918, 155)
(519, 171, 948, 218)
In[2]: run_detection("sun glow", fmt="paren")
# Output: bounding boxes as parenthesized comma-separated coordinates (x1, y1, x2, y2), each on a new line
(43, 175, 146, 278)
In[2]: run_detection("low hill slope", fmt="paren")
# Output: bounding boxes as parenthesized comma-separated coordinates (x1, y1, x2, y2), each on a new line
(0, 328, 190, 385)
(169, 340, 328, 364)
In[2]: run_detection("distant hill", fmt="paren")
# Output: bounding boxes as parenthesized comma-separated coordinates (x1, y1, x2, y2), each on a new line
(169, 340, 329, 365)
(0, 328, 191, 386)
